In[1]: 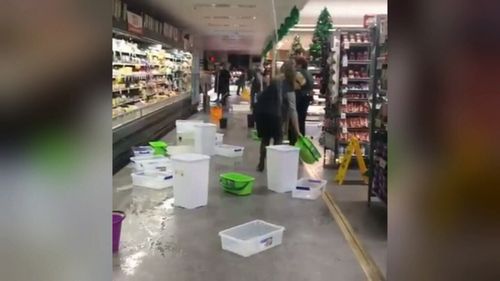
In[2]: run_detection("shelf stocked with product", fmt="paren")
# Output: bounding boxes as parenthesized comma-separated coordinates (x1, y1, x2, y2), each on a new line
(368, 15, 388, 205)
(326, 28, 373, 165)
(112, 37, 193, 129)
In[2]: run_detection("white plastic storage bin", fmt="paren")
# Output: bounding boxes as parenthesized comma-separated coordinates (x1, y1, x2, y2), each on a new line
(266, 145, 300, 193)
(171, 153, 210, 209)
(131, 170, 174, 189)
(215, 133, 224, 145)
(219, 220, 285, 257)
(214, 144, 244, 158)
(167, 145, 193, 156)
(193, 123, 217, 156)
(130, 155, 171, 172)
(292, 178, 327, 200)
(132, 146, 154, 157)
(176, 120, 203, 145)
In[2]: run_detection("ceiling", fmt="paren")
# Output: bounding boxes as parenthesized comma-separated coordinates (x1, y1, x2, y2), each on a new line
(143, 0, 386, 54)
(144, 0, 309, 54)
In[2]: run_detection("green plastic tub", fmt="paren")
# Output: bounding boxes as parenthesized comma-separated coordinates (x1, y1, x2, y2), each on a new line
(149, 141, 168, 155)
(220, 172, 255, 196)
(295, 136, 321, 164)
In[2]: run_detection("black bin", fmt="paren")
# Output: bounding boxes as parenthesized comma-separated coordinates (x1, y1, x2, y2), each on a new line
(220, 118, 227, 129)
(247, 114, 255, 128)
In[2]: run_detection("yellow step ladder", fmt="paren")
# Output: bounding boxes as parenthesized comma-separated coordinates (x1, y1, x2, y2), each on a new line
(335, 137, 368, 185)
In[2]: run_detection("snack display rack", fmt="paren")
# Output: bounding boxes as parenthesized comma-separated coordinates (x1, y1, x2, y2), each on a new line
(112, 37, 193, 129)
(335, 28, 372, 162)
(368, 15, 388, 205)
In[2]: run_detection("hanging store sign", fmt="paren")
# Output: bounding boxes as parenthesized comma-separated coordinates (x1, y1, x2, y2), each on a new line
(127, 11, 143, 34)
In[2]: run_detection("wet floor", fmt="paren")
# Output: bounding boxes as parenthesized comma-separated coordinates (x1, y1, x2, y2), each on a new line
(112, 95, 386, 280)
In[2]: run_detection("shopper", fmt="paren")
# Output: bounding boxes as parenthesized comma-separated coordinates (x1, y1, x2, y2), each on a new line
(289, 56, 314, 145)
(254, 60, 301, 172)
(249, 66, 264, 112)
(235, 69, 246, 96)
(216, 63, 231, 104)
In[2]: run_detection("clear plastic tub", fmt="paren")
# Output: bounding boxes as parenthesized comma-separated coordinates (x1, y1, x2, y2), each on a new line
(130, 155, 171, 172)
(167, 145, 194, 156)
(176, 120, 203, 145)
(171, 153, 210, 209)
(266, 145, 300, 193)
(214, 144, 244, 158)
(215, 133, 224, 145)
(131, 170, 174, 189)
(132, 146, 154, 157)
(219, 220, 285, 257)
(292, 178, 327, 200)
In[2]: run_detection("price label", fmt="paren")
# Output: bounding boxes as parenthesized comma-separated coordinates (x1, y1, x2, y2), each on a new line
(342, 127, 348, 133)
(342, 98, 347, 105)
(340, 113, 346, 119)
(342, 77, 348, 85)
(344, 41, 350, 49)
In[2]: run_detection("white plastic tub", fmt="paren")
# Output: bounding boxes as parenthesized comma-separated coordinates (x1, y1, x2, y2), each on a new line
(167, 145, 193, 156)
(215, 133, 224, 145)
(219, 220, 285, 257)
(130, 155, 171, 172)
(176, 120, 203, 145)
(131, 170, 174, 189)
(171, 153, 210, 209)
(176, 120, 203, 134)
(214, 144, 244, 158)
(266, 145, 300, 193)
(292, 178, 327, 200)
(194, 123, 217, 156)
(132, 146, 154, 157)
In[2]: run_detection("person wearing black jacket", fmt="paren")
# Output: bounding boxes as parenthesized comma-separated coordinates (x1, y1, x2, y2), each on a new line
(216, 63, 231, 103)
(254, 60, 301, 172)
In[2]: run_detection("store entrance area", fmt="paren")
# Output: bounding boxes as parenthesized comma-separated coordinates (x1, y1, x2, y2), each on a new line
(113, 93, 386, 280)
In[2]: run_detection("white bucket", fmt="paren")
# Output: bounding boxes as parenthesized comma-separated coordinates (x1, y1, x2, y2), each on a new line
(176, 120, 203, 145)
(171, 153, 210, 209)
(266, 145, 300, 193)
(214, 144, 244, 158)
(292, 178, 327, 200)
(193, 123, 217, 156)
(131, 170, 174, 189)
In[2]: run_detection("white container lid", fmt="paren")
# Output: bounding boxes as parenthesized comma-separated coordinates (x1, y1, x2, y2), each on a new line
(194, 123, 216, 128)
(171, 153, 210, 162)
(266, 145, 300, 152)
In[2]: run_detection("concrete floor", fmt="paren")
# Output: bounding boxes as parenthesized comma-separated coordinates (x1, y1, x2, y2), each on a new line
(113, 93, 387, 281)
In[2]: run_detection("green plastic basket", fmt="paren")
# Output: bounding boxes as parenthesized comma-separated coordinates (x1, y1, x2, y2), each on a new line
(220, 172, 255, 196)
(149, 141, 168, 155)
(295, 136, 321, 164)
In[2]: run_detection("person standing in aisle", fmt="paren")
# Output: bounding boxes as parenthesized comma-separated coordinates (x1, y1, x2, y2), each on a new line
(290, 56, 314, 144)
(216, 63, 231, 103)
(254, 60, 301, 172)
(235, 69, 246, 96)
(250, 66, 264, 112)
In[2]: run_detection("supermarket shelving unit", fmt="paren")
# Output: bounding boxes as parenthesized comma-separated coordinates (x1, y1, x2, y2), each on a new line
(112, 0, 198, 173)
(368, 15, 388, 205)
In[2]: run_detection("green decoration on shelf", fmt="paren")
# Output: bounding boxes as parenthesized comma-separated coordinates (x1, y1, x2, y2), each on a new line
(309, 7, 333, 60)
(261, 6, 300, 57)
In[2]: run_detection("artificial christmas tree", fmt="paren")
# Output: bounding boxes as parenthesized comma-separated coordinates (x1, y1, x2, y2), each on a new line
(309, 8, 333, 61)
(290, 35, 304, 57)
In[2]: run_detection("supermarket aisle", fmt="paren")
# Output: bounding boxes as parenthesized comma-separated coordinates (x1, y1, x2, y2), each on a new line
(112, 97, 386, 280)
